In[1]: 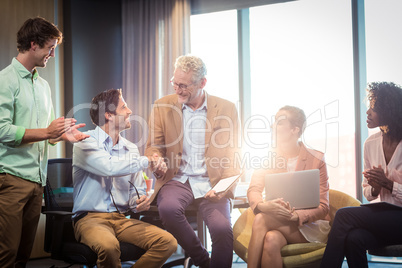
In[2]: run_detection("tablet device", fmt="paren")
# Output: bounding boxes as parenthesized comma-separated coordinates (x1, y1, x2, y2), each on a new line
(209, 171, 244, 194)
(265, 169, 320, 210)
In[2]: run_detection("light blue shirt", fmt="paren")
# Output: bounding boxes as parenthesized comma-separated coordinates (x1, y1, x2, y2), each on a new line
(173, 97, 210, 199)
(72, 127, 149, 217)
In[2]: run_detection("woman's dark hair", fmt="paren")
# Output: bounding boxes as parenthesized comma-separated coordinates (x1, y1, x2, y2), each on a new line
(17, 17, 63, 52)
(367, 81, 402, 141)
(90, 89, 122, 126)
(278, 105, 306, 137)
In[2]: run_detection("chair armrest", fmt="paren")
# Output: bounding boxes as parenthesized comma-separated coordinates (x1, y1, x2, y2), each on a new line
(42, 210, 74, 217)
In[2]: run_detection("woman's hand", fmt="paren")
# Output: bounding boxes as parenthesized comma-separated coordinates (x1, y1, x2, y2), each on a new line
(363, 165, 393, 192)
(258, 198, 293, 220)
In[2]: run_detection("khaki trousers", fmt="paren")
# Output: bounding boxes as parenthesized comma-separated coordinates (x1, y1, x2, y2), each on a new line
(0, 173, 43, 268)
(74, 212, 177, 268)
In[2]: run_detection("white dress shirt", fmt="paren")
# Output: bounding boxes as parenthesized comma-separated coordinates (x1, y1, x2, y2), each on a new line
(363, 131, 402, 206)
(172, 97, 211, 199)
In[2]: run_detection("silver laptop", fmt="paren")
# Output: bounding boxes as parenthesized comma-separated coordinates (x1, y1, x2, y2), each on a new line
(264, 169, 320, 210)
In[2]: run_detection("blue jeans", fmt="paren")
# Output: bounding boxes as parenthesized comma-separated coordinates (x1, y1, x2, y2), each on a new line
(321, 205, 402, 268)
(157, 180, 233, 268)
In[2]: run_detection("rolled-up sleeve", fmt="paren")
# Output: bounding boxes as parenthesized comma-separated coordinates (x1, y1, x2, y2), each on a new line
(0, 81, 25, 147)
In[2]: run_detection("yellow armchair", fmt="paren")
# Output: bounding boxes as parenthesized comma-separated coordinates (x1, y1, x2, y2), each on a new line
(233, 189, 361, 268)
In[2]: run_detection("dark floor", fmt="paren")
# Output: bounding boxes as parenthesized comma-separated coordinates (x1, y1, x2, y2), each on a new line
(26, 253, 247, 268)
(26, 253, 402, 268)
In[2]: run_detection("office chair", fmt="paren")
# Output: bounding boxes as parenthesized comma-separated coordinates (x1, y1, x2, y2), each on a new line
(42, 158, 146, 267)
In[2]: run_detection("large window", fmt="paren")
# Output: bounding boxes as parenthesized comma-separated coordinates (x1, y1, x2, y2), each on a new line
(190, 0, 402, 263)
(190, 10, 239, 105)
(366, 0, 402, 86)
(249, 0, 356, 197)
(365, 0, 402, 139)
(191, 0, 356, 198)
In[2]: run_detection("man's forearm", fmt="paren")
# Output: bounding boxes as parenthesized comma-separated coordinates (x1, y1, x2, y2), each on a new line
(21, 128, 50, 144)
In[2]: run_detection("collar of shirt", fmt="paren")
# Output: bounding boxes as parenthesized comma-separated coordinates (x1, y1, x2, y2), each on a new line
(94, 126, 129, 152)
(182, 95, 208, 112)
(12, 58, 38, 80)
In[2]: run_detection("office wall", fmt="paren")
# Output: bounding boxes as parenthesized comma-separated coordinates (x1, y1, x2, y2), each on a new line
(63, 0, 123, 156)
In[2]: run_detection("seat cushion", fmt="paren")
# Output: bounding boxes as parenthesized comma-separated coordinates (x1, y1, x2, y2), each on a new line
(368, 245, 402, 257)
(120, 242, 146, 261)
(62, 241, 146, 265)
(62, 242, 98, 266)
(282, 244, 326, 268)
(281, 243, 326, 257)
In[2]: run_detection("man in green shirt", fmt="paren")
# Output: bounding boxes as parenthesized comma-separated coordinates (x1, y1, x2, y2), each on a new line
(0, 17, 89, 267)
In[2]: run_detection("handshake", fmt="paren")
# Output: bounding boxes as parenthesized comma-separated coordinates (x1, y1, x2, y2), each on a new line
(148, 153, 167, 179)
(132, 153, 167, 179)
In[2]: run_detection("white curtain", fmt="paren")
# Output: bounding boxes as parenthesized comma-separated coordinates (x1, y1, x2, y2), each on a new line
(122, 0, 191, 153)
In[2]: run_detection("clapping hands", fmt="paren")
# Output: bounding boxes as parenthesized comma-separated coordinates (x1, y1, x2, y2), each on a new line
(363, 165, 393, 193)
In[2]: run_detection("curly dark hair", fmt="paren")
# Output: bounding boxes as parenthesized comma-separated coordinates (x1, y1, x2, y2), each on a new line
(367, 81, 402, 141)
(90, 89, 122, 126)
(17, 17, 63, 52)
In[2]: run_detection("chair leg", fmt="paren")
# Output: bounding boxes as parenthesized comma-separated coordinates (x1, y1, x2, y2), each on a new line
(183, 256, 192, 268)
(162, 258, 186, 268)
(161, 254, 193, 268)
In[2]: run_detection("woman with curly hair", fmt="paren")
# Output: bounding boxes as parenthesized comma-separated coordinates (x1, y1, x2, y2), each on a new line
(320, 81, 402, 268)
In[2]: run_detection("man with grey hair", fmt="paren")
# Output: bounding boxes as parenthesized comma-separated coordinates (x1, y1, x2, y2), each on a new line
(145, 55, 241, 268)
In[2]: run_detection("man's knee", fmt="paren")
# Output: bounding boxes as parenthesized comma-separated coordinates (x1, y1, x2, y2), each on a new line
(100, 242, 120, 256)
(84, 235, 120, 257)
(158, 204, 184, 226)
(209, 221, 233, 244)
(163, 233, 178, 255)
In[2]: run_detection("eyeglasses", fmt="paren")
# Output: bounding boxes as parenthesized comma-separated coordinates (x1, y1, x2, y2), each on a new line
(109, 181, 141, 214)
(109, 189, 122, 214)
(128, 181, 141, 199)
(170, 77, 195, 90)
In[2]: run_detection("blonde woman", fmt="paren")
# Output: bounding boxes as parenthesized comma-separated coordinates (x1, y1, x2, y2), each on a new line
(247, 106, 330, 268)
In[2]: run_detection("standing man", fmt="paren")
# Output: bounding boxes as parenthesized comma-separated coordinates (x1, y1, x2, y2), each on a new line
(145, 55, 241, 268)
(0, 17, 89, 267)
(72, 89, 177, 268)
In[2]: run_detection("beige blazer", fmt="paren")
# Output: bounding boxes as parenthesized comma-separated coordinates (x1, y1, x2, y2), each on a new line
(145, 93, 241, 203)
(247, 142, 330, 226)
